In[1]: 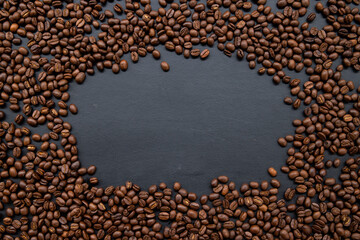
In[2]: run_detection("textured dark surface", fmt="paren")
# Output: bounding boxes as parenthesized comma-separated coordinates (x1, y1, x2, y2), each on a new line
(67, 50, 303, 195)
(65, 1, 318, 195)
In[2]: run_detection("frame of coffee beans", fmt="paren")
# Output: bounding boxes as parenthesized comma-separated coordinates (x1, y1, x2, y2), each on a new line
(0, 0, 360, 239)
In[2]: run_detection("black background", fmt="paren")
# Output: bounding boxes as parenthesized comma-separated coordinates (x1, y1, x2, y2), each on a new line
(50, 1, 353, 195)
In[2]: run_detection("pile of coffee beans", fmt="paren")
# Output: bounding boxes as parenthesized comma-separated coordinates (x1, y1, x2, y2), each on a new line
(0, 0, 360, 239)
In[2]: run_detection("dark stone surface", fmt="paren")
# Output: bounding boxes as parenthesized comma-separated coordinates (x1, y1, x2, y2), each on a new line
(67, 46, 304, 194)
(63, 0, 323, 194)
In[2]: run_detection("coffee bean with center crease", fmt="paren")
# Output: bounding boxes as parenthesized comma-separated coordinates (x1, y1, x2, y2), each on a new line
(200, 49, 210, 59)
(120, 60, 128, 71)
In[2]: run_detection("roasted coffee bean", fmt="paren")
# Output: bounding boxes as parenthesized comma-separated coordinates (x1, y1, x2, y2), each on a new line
(120, 60, 128, 71)
(278, 138, 287, 147)
(152, 50, 161, 59)
(112, 63, 120, 74)
(161, 61, 170, 72)
(267, 167, 277, 177)
(69, 104, 78, 114)
(307, 13, 316, 22)
(200, 49, 210, 59)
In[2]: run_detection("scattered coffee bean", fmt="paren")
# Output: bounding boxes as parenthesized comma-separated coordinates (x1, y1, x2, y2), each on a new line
(161, 61, 170, 72)
(200, 49, 210, 59)
(69, 104, 78, 114)
(268, 167, 277, 177)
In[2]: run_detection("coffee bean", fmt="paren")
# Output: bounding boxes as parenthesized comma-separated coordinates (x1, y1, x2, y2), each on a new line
(87, 165, 97, 175)
(200, 49, 210, 59)
(161, 61, 170, 72)
(120, 60, 128, 71)
(131, 52, 139, 62)
(190, 49, 201, 57)
(307, 13, 316, 22)
(218, 176, 229, 183)
(152, 50, 161, 59)
(114, 4, 123, 14)
(277, 138, 287, 147)
(112, 63, 120, 74)
(267, 167, 277, 177)
(69, 104, 78, 114)
(75, 72, 86, 84)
